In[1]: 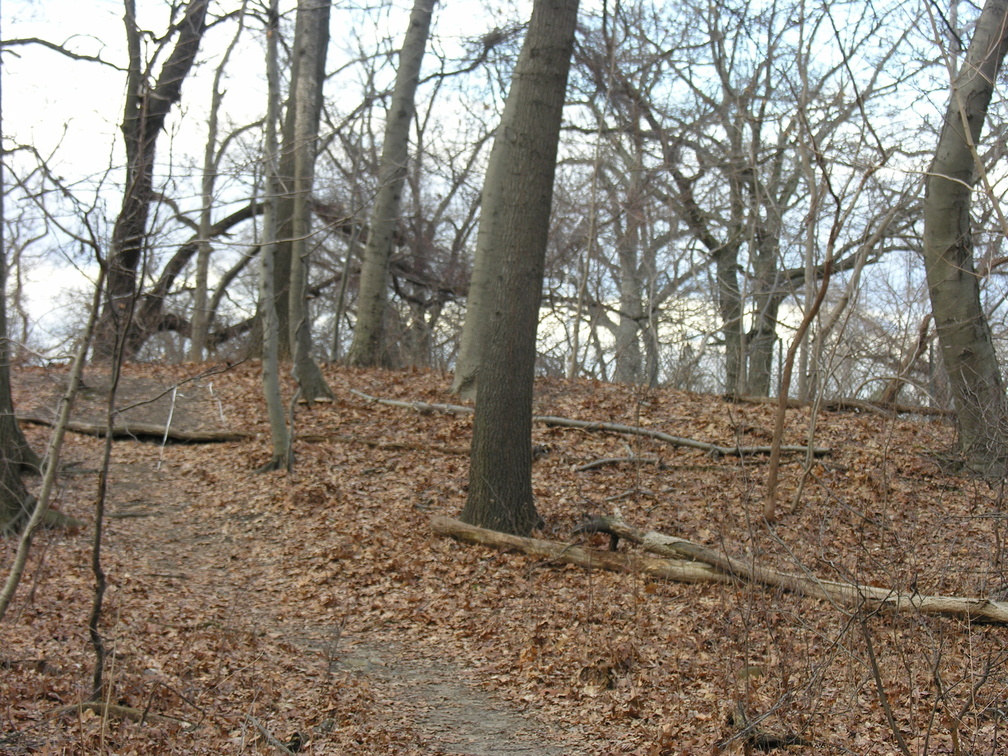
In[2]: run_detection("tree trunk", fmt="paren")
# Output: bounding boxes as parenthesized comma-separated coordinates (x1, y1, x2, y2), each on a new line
(287, 0, 333, 402)
(459, 0, 579, 536)
(0, 41, 38, 532)
(923, 0, 1008, 473)
(346, 0, 437, 367)
(257, 0, 290, 472)
(190, 6, 247, 361)
(94, 0, 210, 360)
(613, 147, 645, 385)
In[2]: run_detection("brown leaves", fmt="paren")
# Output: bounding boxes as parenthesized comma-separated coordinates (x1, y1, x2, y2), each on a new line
(1, 363, 1006, 753)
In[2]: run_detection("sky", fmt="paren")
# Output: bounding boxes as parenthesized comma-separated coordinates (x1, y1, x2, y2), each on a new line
(1, 0, 525, 353)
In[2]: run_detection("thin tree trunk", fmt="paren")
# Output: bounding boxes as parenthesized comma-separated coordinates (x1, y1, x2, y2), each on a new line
(190, 4, 247, 361)
(347, 0, 437, 367)
(288, 0, 333, 402)
(923, 0, 1008, 473)
(257, 0, 290, 472)
(94, 0, 210, 360)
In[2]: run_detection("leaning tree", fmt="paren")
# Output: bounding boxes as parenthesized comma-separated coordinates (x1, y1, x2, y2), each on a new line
(923, 0, 1008, 474)
(459, 0, 580, 535)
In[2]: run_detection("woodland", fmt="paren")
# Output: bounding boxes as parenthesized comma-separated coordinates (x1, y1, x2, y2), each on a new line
(4, 0, 1008, 753)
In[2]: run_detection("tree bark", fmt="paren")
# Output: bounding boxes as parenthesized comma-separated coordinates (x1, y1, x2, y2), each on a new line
(923, 0, 1008, 474)
(0, 39, 39, 533)
(258, 0, 290, 472)
(457, 0, 580, 535)
(287, 0, 333, 402)
(94, 0, 210, 360)
(190, 5, 248, 361)
(346, 0, 437, 367)
(434, 516, 1008, 625)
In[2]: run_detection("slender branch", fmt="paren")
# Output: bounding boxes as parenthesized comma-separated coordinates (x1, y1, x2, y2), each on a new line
(1, 37, 129, 70)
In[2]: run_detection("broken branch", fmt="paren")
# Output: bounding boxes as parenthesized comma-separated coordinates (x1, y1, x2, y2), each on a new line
(434, 515, 1008, 625)
(352, 390, 830, 458)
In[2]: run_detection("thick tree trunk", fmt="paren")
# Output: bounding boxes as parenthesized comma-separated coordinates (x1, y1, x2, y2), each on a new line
(94, 0, 210, 360)
(923, 0, 1008, 473)
(287, 0, 333, 402)
(459, 0, 579, 536)
(0, 46, 37, 532)
(347, 0, 437, 367)
(715, 246, 744, 396)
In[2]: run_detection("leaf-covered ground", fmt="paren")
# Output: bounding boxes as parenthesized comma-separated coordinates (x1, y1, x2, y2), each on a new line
(2, 361, 1008, 754)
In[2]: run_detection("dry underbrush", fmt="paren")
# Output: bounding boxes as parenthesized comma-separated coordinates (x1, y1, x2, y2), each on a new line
(1, 361, 1006, 754)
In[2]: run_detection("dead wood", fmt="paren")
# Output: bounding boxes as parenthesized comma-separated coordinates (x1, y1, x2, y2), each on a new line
(300, 432, 468, 455)
(534, 415, 829, 457)
(60, 701, 192, 728)
(352, 390, 829, 458)
(18, 413, 250, 443)
(576, 515, 1008, 624)
(349, 389, 474, 416)
(244, 713, 297, 755)
(434, 515, 1008, 626)
(731, 393, 952, 418)
(430, 516, 729, 585)
(575, 456, 665, 471)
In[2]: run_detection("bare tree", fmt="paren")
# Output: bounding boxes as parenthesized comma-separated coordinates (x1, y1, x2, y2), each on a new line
(190, 1, 250, 361)
(923, 0, 1008, 473)
(257, 0, 290, 472)
(346, 0, 438, 367)
(287, 0, 333, 401)
(460, 0, 580, 535)
(93, 0, 211, 360)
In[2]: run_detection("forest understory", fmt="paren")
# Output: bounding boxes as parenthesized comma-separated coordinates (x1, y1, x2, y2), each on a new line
(2, 361, 1007, 755)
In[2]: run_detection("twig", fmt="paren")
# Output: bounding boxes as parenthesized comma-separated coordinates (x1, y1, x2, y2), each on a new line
(860, 613, 912, 756)
(57, 701, 192, 728)
(244, 714, 295, 755)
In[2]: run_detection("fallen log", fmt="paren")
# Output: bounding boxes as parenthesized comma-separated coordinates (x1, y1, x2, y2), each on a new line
(731, 393, 952, 418)
(430, 516, 729, 585)
(352, 390, 829, 458)
(432, 516, 1008, 625)
(18, 413, 250, 443)
(534, 415, 829, 458)
(575, 516, 1008, 624)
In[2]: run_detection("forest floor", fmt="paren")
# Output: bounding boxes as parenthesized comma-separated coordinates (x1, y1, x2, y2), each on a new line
(2, 361, 1008, 754)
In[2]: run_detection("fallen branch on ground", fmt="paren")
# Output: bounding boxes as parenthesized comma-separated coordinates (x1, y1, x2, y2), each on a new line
(18, 413, 250, 443)
(299, 432, 468, 455)
(433, 515, 1008, 624)
(352, 390, 830, 458)
(59, 701, 192, 728)
(430, 516, 729, 584)
(731, 393, 951, 418)
(244, 713, 298, 755)
(577, 516, 1008, 623)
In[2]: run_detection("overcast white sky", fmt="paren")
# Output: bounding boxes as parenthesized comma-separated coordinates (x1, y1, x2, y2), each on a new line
(3, 1, 315, 349)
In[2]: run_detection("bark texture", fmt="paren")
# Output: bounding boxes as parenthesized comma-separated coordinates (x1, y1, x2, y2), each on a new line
(0, 46, 37, 533)
(257, 0, 290, 472)
(94, 0, 210, 360)
(923, 0, 1008, 473)
(458, 0, 580, 536)
(346, 0, 437, 367)
(287, 0, 333, 402)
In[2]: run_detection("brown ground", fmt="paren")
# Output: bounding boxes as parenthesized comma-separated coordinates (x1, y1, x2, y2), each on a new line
(1, 360, 1007, 754)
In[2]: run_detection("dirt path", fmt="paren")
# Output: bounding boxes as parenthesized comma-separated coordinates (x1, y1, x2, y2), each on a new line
(336, 644, 567, 755)
(120, 477, 571, 754)
(11, 367, 576, 754)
